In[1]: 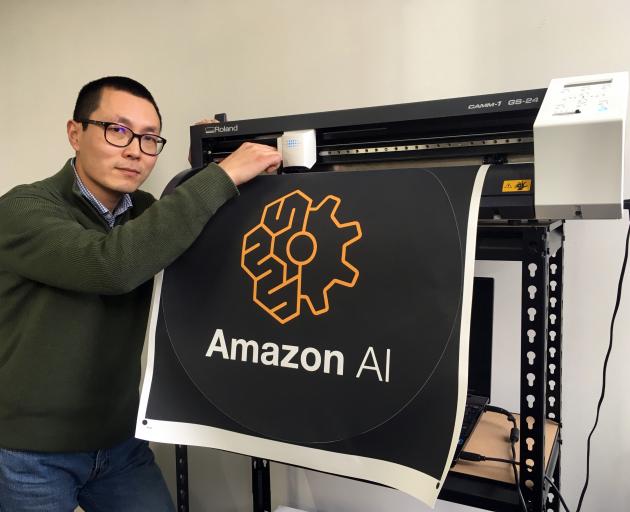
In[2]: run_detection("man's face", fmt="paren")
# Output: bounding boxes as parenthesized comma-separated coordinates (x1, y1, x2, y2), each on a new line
(67, 88, 161, 210)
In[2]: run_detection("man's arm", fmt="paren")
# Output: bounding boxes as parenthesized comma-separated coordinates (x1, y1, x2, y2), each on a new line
(0, 144, 281, 295)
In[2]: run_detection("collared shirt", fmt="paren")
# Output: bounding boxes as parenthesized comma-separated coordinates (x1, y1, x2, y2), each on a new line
(71, 159, 133, 229)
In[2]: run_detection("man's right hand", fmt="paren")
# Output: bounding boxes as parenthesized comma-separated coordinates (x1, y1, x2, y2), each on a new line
(218, 142, 282, 186)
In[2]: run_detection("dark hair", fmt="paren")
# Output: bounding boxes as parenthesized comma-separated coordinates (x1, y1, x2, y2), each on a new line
(73, 76, 162, 129)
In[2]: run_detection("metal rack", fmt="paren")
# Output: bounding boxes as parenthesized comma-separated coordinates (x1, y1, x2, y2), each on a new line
(440, 220, 564, 511)
(174, 221, 564, 512)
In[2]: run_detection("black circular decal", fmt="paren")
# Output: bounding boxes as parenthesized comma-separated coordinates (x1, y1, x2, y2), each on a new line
(162, 169, 463, 444)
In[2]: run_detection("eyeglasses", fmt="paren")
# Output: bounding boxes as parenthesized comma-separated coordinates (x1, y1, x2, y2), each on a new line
(77, 119, 167, 156)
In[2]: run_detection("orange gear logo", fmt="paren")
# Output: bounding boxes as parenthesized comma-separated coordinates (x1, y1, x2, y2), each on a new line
(241, 190, 362, 324)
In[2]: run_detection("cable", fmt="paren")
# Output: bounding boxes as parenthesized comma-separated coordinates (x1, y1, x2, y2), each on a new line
(493, 407, 527, 512)
(485, 404, 515, 419)
(458, 451, 518, 465)
(468, 406, 528, 511)
(545, 475, 572, 512)
(575, 217, 630, 512)
(508, 433, 527, 512)
(458, 452, 573, 512)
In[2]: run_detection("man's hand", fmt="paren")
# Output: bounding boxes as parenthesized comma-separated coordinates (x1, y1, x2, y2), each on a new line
(218, 142, 282, 186)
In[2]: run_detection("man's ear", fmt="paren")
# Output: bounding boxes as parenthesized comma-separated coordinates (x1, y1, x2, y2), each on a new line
(67, 119, 81, 151)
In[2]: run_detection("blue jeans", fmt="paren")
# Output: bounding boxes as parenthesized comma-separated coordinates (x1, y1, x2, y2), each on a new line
(0, 438, 175, 512)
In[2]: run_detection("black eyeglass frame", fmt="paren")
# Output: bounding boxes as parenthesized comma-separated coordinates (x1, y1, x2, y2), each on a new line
(76, 119, 167, 156)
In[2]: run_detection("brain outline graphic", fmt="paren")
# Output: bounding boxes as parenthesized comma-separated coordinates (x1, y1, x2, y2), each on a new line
(241, 190, 362, 324)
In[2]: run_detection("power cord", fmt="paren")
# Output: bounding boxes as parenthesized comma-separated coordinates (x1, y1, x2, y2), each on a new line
(459, 451, 572, 512)
(458, 451, 518, 466)
(486, 406, 527, 511)
(545, 475, 572, 512)
(462, 405, 527, 511)
(575, 203, 630, 511)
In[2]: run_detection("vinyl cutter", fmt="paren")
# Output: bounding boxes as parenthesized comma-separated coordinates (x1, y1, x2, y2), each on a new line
(189, 72, 628, 221)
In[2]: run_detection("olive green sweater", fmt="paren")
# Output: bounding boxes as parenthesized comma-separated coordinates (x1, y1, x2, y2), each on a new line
(0, 159, 237, 452)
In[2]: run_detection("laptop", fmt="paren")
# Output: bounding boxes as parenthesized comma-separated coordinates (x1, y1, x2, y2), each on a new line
(452, 277, 494, 464)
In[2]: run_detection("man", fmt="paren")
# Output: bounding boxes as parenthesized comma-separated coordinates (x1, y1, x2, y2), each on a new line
(0, 76, 281, 511)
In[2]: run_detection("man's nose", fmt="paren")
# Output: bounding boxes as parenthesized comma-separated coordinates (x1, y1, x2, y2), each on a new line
(122, 136, 142, 157)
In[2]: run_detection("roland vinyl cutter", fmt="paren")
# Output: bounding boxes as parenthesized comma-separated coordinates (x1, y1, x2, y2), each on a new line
(189, 72, 628, 221)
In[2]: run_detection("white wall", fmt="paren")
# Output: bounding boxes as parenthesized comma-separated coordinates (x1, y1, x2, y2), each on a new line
(2, 1, 629, 511)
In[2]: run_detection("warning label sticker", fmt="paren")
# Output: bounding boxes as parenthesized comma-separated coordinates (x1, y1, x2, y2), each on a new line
(502, 179, 532, 192)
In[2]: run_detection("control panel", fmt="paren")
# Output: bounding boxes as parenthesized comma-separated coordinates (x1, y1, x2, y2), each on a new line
(552, 79, 613, 115)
